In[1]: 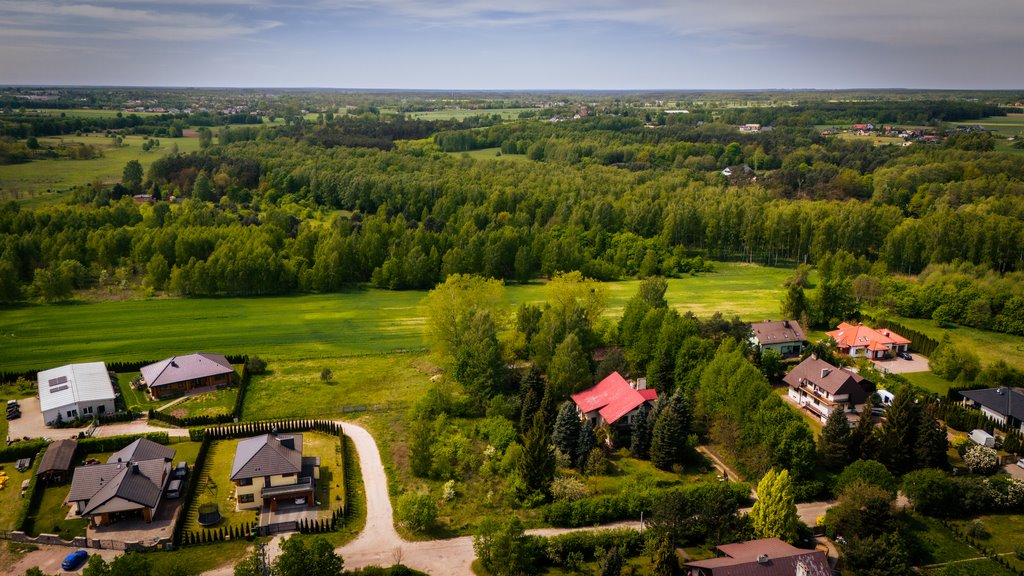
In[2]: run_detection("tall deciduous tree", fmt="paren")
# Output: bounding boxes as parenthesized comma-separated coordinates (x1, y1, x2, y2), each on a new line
(274, 535, 344, 576)
(750, 468, 799, 543)
(122, 159, 143, 193)
(424, 274, 507, 362)
(452, 309, 505, 398)
(547, 332, 592, 400)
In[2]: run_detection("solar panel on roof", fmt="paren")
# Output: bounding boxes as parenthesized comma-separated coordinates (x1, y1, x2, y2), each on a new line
(49, 384, 69, 393)
(48, 375, 68, 386)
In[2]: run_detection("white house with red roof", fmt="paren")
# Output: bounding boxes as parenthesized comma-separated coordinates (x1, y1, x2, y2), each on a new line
(571, 371, 658, 427)
(827, 322, 910, 359)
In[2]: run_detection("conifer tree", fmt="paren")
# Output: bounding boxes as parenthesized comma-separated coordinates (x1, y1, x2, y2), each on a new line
(629, 403, 653, 459)
(516, 412, 556, 498)
(879, 388, 920, 474)
(576, 419, 596, 470)
(552, 401, 582, 463)
(818, 408, 852, 471)
(650, 392, 692, 471)
(851, 395, 879, 461)
(652, 534, 682, 576)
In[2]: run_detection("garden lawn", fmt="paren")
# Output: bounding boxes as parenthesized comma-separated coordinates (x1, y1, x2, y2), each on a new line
(161, 388, 238, 419)
(0, 461, 35, 530)
(950, 514, 1024, 572)
(774, 387, 824, 439)
(241, 353, 433, 420)
(903, 371, 954, 396)
(24, 482, 87, 539)
(0, 262, 793, 373)
(906, 513, 981, 565)
(182, 439, 257, 535)
(116, 372, 162, 413)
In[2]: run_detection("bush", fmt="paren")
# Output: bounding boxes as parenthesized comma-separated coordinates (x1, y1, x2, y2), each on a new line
(550, 476, 589, 502)
(245, 355, 267, 375)
(396, 492, 437, 533)
(967, 520, 990, 540)
(542, 529, 644, 567)
(963, 445, 1000, 475)
(835, 459, 898, 497)
(902, 469, 956, 517)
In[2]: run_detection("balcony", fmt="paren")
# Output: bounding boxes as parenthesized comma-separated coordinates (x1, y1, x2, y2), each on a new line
(261, 477, 313, 499)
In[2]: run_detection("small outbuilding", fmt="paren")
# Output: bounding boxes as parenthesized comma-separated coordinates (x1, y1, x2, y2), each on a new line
(36, 438, 78, 485)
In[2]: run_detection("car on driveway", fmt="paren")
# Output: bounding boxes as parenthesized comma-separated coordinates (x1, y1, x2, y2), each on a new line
(61, 549, 89, 571)
(1017, 458, 1024, 469)
(897, 351, 912, 360)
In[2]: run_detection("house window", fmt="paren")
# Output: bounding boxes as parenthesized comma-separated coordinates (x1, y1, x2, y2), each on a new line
(237, 478, 252, 486)
(83, 406, 93, 414)
(238, 494, 254, 504)
(280, 473, 294, 478)
(67, 409, 78, 418)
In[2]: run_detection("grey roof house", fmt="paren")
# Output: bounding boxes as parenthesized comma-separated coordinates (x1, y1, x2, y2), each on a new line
(961, 387, 1024, 434)
(749, 320, 806, 357)
(230, 433, 318, 512)
(141, 353, 235, 400)
(67, 439, 175, 526)
(784, 357, 872, 422)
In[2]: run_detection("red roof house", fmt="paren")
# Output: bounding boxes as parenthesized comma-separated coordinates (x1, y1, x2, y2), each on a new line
(571, 372, 657, 427)
(827, 322, 910, 360)
(685, 537, 829, 576)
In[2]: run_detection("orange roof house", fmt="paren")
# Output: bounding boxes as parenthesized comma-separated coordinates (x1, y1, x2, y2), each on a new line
(571, 372, 657, 427)
(827, 322, 910, 360)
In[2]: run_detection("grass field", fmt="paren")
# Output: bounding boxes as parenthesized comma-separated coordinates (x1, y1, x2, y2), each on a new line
(446, 147, 530, 161)
(0, 133, 201, 204)
(0, 262, 793, 373)
(161, 388, 238, 418)
(950, 514, 1024, 572)
(902, 371, 954, 396)
(0, 462, 35, 531)
(872, 314, 1024, 372)
(949, 114, 1024, 155)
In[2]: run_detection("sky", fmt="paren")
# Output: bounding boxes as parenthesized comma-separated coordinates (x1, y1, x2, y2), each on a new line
(1, 0, 1022, 90)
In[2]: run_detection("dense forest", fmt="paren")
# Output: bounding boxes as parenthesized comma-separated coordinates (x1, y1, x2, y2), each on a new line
(1, 94, 1023, 335)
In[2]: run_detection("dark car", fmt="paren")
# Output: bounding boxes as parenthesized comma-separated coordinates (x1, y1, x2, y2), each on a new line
(173, 461, 189, 480)
(897, 351, 912, 360)
(61, 549, 89, 571)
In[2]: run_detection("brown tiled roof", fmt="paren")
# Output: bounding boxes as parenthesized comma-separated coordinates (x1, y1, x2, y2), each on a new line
(36, 439, 77, 476)
(750, 320, 806, 345)
(68, 459, 168, 514)
(783, 357, 871, 404)
(686, 538, 829, 576)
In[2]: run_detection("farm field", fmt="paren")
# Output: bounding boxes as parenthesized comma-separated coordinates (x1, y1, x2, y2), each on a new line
(378, 107, 535, 121)
(0, 133, 201, 204)
(0, 262, 793, 372)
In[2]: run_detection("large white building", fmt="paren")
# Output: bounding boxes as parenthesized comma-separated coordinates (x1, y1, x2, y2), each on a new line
(37, 362, 116, 425)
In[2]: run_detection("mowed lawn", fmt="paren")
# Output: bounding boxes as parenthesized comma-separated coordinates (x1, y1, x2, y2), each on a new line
(877, 314, 1024, 372)
(0, 262, 792, 372)
(0, 133, 201, 204)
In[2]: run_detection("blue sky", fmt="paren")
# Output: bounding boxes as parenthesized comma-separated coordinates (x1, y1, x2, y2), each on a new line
(1, 0, 1022, 89)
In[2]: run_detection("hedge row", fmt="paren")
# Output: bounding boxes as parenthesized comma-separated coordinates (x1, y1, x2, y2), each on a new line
(541, 528, 645, 566)
(74, 432, 170, 458)
(149, 409, 235, 428)
(14, 447, 46, 531)
(196, 419, 343, 441)
(865, 317, 941, 356)
(182, 520, 256, 545)
(542, 482, 751, 528)
(937, 400, 997, 434)
(171, 437, 211, 546)
(98, 411, 138, 424)
(0, 439, 47, 463)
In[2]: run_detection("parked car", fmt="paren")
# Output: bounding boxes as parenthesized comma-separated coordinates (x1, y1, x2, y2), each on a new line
(897, 351, 912, 360)
(295, 497, 307, 505)
(61, 549, 89, 571)
(173, 461, 189, 479)
(166, 479, 183, 499)
(1017, 458, 1024, 469)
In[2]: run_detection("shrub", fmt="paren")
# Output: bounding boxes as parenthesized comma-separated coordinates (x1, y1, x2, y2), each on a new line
(835, 459, 898, 498)
(396, 493, 437, 533)
(245, 355, 267, 375)
(441, 480, 456, 503)
(550, 476, 589, 503)
(963, 445, 1000, 475)
(967, 520, 990, 540)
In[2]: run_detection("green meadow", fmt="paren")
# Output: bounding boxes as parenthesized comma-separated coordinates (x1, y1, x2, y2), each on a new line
(0, 133, 201, 205)
(378, 108, 536, 121)
(0, 262, 792, 372)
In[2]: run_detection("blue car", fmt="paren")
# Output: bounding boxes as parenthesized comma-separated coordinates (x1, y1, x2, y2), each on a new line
(61, 549, 88, 571)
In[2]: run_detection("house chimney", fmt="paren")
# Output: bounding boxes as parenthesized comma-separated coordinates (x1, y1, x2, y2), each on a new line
(821, 368, 831, 378)
(132, 463, 140, 474)
(637, 378, 647, 391)
(783, 320, 790, 328)
(757, 554, 769, 564)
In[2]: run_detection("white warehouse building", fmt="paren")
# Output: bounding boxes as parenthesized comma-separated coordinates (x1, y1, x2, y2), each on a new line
(37, 362, 116, 426)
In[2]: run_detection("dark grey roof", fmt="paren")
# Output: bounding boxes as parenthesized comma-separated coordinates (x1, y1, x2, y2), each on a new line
(961, 388, 1024, 421)
(36, 439, 77, 476)
(141, 353, 234, 389)
(784, 357, 870, 403)
(751, 320, 806, 345)
(68, 459, 167, 513)
(230, 433, 303, 481)
(107, 438, 175, 464)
